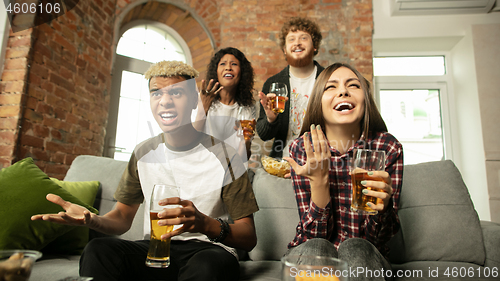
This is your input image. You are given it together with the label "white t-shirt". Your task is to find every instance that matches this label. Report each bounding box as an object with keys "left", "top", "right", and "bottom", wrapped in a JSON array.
[
  {"left": 285, "top": 66, "right": 317, "bottom": 157},
  {"left": 205, "top": 101, "right": 256, "bottom": 163},
  {"left": 115, "top": 133, "right": 258, "bottom": 259}
]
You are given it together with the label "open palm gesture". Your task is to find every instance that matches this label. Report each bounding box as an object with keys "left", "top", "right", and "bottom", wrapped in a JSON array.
[
  {"left": 284, "top": 125, "right": 330, "bottom": 182},
  {"left": 31, "top": 194, "right": 93, "bottom": 227}
]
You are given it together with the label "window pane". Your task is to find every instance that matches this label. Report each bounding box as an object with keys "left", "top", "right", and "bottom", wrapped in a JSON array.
[
  {"left": 115, "top": 97, "right": 140, "bottom": 155},
  {"left": 379, "top": 89, "right": 444, "bottom": 165},
  {"left": 374, "top": 56, "right": 445, "bottom": 76},
  {"left": 116, "top": 37, "right": 144, "bottom": 61},
  {"left": 121, "top": 27, "right": 146, "bottom": 41},
  {"left": 165, "top": 37, "right": 181, "bottom": 53},
  {"left": 120, "top": 71, "right": 144, "bottom": 100},
  {"left": 164, "top": 50, "right": 185, "bottom": 62},
  {"left": 116, "top": 24, "right": 186, "bottom": 64},
  {"left": 143, "top": 45, "right": 168, "bottom": 63},
  {"left": 144, "top": 27, "right": 166, "bottom": 46}
]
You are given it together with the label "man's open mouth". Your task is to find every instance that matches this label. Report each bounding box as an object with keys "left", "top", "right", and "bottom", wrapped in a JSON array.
[{"left": 160, "top": 112, "right": 177, "bottom": 121}]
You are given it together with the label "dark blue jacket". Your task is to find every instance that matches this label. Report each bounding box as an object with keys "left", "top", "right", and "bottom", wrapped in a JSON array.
[{"left": 256, "top": 61, "right": 324, "bottom": 158}]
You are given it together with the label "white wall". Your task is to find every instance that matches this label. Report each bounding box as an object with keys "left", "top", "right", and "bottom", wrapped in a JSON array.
[
  {"left": 471, "top": 23, "right": 500, "bottom": 222},
  {"left": 449, "top": 26, "right": 489, "bottom": 220},
  {"left": 373, "top": 1, "right": 500, "bottom": 221}
]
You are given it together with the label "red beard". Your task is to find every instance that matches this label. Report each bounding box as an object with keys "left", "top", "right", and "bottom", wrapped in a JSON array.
[{"left": 285, "top": 48, "right": 315, "bottom": 68}]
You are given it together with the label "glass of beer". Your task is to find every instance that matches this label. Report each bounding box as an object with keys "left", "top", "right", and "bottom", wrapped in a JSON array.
[
  {"left": 145, "top": 184, "right": 179, "bottom": 268},
  {"left": 350, "top": 149, "right": 386, "bottom": 215},
  {"left": 236, "top": 106, "right": 256, "bottom": 141},
  {"left": 269, "top": 82, "right": 287, "bottom": 114},
  {"left": 281, "top": 255, "right": 348, "bottom": 281}
]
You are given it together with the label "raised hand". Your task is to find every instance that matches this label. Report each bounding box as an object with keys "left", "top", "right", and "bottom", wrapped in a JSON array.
[
  {"left": 30, "top": 194, "right": 93, "bottom": 227},
  {"left": 284, "top": 125, "right": 331, "bottom": 208},
  {"left": 200, "top": 79, "right": 223, "bottom": 114},
  {"left": 284, "top": 124, "right": 330, "bottom": 182},
  {"left": 258, "top": 91, "right": 288, "bottom": 123}
]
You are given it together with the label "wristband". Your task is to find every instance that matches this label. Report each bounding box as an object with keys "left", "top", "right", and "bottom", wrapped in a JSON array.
[{"left": 209, "top": 218, "right": 230, "bottom": 243}]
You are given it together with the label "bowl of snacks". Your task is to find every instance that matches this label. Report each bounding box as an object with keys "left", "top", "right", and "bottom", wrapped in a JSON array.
[
  {"left": 0, "top": 250, "right": 42, "bottom": 280},
  {"left": 0, "top": 250, "right": 42, "bottom": 261},
  {"left": 261, "top": 155, "right": 291, "bottom": 178}
]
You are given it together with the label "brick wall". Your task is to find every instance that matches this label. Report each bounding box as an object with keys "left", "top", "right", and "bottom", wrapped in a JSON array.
[
  {"left": 215, "top": 0, "right": 374, "bottom": 91},
  {"left": 0, "top": 0, "right": 116, "bottom": 178},
  {"left": 118, "top": 0, "right": 374, "bottom": 91},
  {"left": 0, "top": 0, "right": 373, "bottom": 176},
  {"left": 0, "top": 25, "right": 34, "bottom": 169}
]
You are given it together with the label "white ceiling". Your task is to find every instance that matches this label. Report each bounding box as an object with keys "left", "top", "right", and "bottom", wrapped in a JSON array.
[{"left": 390, "top": 0, "right": 498, "bottom": 15}]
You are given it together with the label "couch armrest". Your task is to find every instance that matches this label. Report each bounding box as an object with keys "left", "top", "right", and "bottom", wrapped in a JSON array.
[{"left": 480, "top": 220, "right": 500, "bottom": 268}]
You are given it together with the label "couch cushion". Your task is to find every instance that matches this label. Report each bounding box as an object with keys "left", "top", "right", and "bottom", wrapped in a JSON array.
[
  {"left": 64, "top": 155, "right": 128, "bottom": 215},
  {"left": 42, "top": 178, "right": 100, "bottom": 254},
  {"left": 388, "top": 160, "right": 485, "bottom": 266},
  {"left": 31, "top": 255, "right": 81, "bottom": 281},
  {"left": 0, "top": 157, "right": 98, "bottom": 251},
  {"left": 249, "top": 168, "right": 299, "bottom": 261},
  {"left": 64, "top": 155, "right": 145, "bottom": 241}
]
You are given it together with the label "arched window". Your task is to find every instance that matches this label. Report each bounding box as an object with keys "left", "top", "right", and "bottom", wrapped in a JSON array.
[
  {"left": 116, "top": 24, "right": 189, "bottom": 63},
  {"left": 105, "top": 21, "right": 192, "bottom": 161}
]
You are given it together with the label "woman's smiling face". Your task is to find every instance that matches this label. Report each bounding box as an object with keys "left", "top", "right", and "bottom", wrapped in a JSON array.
[
  {"left": 217, "top": 54, "right": 241, "bottom": 91},
  {"left": 321, "top": 66, "right": 365, "bottom": 128}
]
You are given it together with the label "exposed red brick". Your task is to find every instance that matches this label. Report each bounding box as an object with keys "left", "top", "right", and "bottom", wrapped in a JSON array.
[
  {"left": 20, "top": 135, "right": 44, "bottom": 148},
  {"left": 0, "top": 94, "right": 22, "bottom": 105},
  {"left": 0, "top": 105, "right": 21, "bottom": 117},
  {"left": 0, "top": 118, "right": 19, "bottom": 130},
  {"left": 0, "top": 131, "right": 16, "bottom": 144},
  {"left": 4, "top": 0, "right": 372, "bottom": 178},
  {"left": 0, "top": 145, "right": 14, "bottom": 157}
]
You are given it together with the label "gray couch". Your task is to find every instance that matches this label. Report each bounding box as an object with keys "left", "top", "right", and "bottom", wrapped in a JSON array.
[{"left": 31, "top": 155, "right": 500, "bottom": 281}]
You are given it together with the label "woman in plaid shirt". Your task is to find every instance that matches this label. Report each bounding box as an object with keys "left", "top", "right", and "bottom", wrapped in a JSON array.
[{"left": 284, "top": 63, "right": 404, "bottom": 281}]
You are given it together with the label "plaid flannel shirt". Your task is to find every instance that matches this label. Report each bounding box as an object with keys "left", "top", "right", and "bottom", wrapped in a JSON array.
[{"left": 287, "top": 131, "right": 404, "bottom": 257}]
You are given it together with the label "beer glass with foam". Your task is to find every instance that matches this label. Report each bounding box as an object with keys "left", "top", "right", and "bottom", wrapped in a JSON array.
[
  {"left": 269, "top": 82, "right": 288, "bottom": 114},
  {"left": 350, "top": 149, "right": 386, "bottom": 215},
  {"left": 145, "top": 184, "right": 179, "bottom": 268}
]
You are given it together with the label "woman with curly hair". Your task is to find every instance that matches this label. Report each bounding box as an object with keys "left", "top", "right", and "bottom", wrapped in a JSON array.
[{"left": 199, "top": 47, "right": 256, "bottom": 163}]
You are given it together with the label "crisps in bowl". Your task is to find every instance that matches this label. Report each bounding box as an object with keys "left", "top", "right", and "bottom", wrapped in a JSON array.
[{"left": 261, "top": 155, "right": 291, "bottom": 178}]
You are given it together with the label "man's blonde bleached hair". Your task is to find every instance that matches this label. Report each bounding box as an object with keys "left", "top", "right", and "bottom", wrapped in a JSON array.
[{"left": 144, "top": 60, "right": 199, "bottom": 80}]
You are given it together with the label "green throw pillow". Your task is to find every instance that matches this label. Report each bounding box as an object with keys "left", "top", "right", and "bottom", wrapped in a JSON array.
[
  {"left": 42, "top": 178, "right": 100, "bottom": 255},
  {"left": 0, "top": 157, "right": 98, "bottom": 252}
]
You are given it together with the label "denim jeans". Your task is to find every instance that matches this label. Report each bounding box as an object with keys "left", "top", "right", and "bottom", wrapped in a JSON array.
[{"left": 286, "top": 238, "right": 393, "bottom": 281}]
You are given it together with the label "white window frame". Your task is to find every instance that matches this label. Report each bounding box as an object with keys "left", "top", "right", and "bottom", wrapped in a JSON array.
[{"left": 373, "top": 52, "right": 458, "bottom": 163}]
